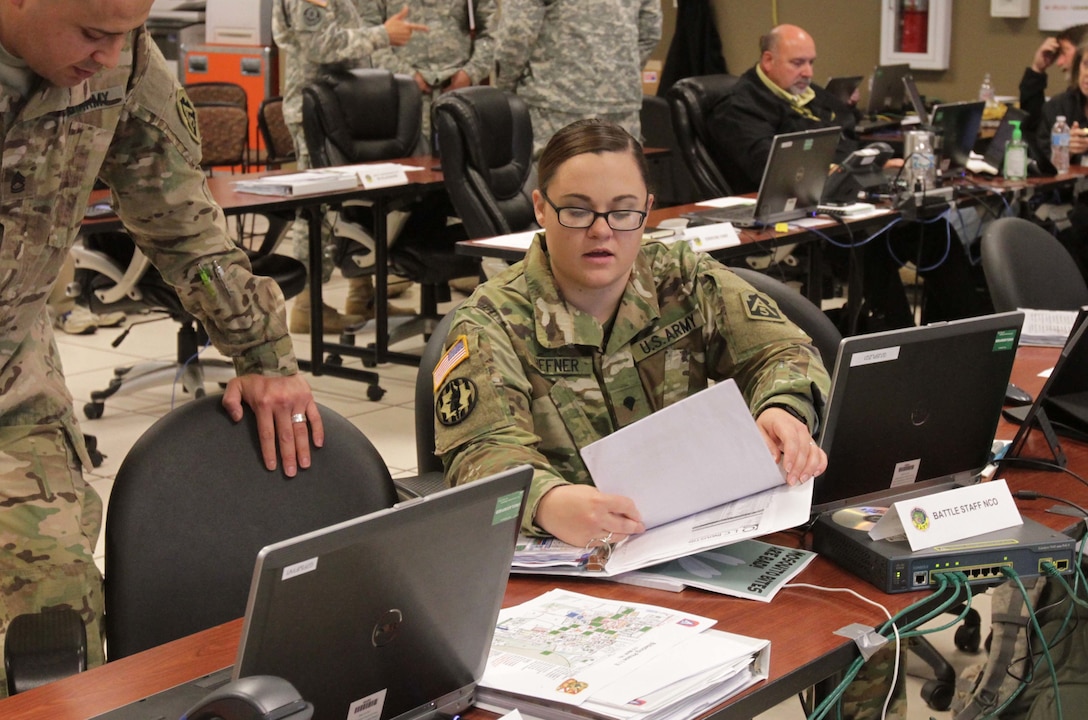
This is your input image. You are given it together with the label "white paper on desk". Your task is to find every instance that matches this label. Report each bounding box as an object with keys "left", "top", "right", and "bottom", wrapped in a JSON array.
[
  {"left": 471, "top": 230, "right": 539, "bottom": 250},
  {"left": 696, "top": 196, "right": 756, "bottom": 209},
  {"left": 582, "top": 379, "right": 786, "bottom": 529}
]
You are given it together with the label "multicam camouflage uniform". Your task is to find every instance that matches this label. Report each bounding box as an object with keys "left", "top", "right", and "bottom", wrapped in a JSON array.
[
  {"left": 0, "top": 28, "right": 296, "bottom": 694},
  {"left": 493, "top": 0, "right": 662, "bottom": 155},
  {"left": 358, "top": 0, "right": 497, "bottom": 152},
  {"left": 433, "top": 236, "right": 830, "bottom": 535},
  {"left": 272, "top": 0, "right": 391, "bottom": 273}
]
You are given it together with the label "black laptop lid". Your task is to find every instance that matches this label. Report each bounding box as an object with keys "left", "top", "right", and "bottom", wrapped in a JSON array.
[
  {"left": 865, "top": 64, "right": 910, "bottom": 115},
  {"left": 930, "top": 101, "right": 985, "bottom": 171},
  {"left": 751, "top": 126, "right": 841, "bottom": 223},
  {"left": 812, "top": 312, "right": 1025, "bottom": 514},
  {"left": 233, "top": 467, "right": 532, "bottom": 720}
]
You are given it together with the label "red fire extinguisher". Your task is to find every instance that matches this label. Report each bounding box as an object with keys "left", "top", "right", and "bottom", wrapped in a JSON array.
[{"left": 900, "top": 0, "right": 929, "bottom": 54}]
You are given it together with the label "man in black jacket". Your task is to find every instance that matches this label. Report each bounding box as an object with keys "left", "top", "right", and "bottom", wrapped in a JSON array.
[{"left": 708, "top": 24, "right": 858, "bottom": 194}]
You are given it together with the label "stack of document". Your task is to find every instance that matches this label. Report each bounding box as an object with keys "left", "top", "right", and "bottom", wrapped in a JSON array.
[
  {"left": 511, "top": 380, "right": 814, "bottom": 577},
  {"left": 1018, "top": 308, "right": 1079, "bottom": 347},
  {"left": 232, "top": 169, "right": 360, "bottom": 196},
  {"left": 476, "top": 588, "right": 770, "bottom": 720}
]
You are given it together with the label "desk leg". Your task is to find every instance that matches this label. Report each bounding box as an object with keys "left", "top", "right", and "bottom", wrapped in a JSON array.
[
  {"left": 295, "top": 204, "right": 386, "bottom": 399},
  {"left": 373, "top": 196, "right": 389, "bottom": 365}
]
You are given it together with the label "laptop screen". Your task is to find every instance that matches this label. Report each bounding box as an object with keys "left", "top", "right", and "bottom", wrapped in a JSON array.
[
  {"left": 864, "top": 64, "right": 910, "bottom": 116},
  {"left": 812, "top": 312, "right": 1025, "bottom": 514},
  {"left": 234, "top": 467, "right": 532, "bottom": 720},
  {"left": 930, "top": 101, "right": 985, "bottom": 171}
]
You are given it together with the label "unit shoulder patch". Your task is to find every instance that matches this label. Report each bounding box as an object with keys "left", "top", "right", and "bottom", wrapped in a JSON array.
[
  {"left": 743, "top": 291, "right": 784, "bottom": 322},
  {"left": 436, "top": 377, "right": 478, "bottom": 426},
  {"left": 176, "top": 89, "right": 200, "bottom": 145}
]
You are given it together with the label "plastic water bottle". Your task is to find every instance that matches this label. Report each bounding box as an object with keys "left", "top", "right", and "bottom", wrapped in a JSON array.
[
  {"left": 907, "top": 130, "right": 937, "bottom": 191},
  {"left": 1052, "top": 115, "right": 1071, "bottom": 174},
  {"left": 978, "top": 73, "right": 996, "bottom": 108}
]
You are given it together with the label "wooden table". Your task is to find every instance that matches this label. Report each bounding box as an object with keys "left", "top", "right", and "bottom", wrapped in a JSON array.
[{"left": 1, "top": 348, "right": 1083, "bottom": 720}]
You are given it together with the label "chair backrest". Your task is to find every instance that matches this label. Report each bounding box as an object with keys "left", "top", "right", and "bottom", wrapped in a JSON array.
[
  {"left": 415, "top": 306, "right": 463, "bottom": 474},
  {"left": 730, "top": 267, "right": 843, "bottom": 372},
  {"left": 302, "top": 68, "right": 421, "bottom": 168},
  {"left": 640, "top": 94, "right": 698, "bottom": 206},
  {"left": 185, "top": 81, "right": 248, "bottom": 111},
  {"left": 257, "top": 96, "right": 296, "bottom": 168},
  {"left": 103, "top": 394, "right": 398, "bottom": 660},
  {"left": 433, "top": 87, "right": 537, "bottom": 238},
  {"left": 666, "top": 74, "right": 739, "bottom": 200},
  {"left": 193, "top": 101, "right": 249, "bottom": 170},
  {"left": 981, "top": 217, "right": 1088, "bottom": 312}
]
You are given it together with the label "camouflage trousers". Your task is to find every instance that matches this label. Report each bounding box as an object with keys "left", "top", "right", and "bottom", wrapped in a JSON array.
[
  {"left": 0, "top": 424, "right": 105, "bottom": 698},
  {"left": 287, "top": 122, "right": 337, "bottom": 282},
  {"left": 527, "top": 106, "right": 642, "bottom": 160},
  {"left": 839, "top": 643, "right": 907, "bottom": 720}
]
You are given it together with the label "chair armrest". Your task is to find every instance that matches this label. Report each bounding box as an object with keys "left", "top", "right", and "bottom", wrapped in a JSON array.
[{"left": 4, "top": 609, "right": 87, "bottom": 695}]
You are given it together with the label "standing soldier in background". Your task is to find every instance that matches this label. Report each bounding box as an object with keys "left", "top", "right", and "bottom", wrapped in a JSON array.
[
  {"left": 272, "top": 0, "right": 426, "bottom": 333},
  {"left": 493, "top": 0, "right": 661, "bottom": 157},
  {"left": 359, "top": 0, "right": 497, "bottom": 154}
]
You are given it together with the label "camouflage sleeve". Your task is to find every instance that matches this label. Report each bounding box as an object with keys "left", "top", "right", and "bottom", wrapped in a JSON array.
[
  {"left": 493, "top": 0, "right": 544, "bottom": 92},
  {"left": 637, "top": 0, "right": 663, "bottom": 68},
  {"left": 291, "top": 0, "right": 390, "bottom": 67},
  {"left": 462, "top": 0, "right": 498, "bottom": 85},
  {"left": 433, "top": 309, "right": 569, "bottom": 536},
  {"left": 688, "top": 251, "right": 831, "bottom": 432},
  {"left": 98, "top": 34, "right": 297, "bottom": 377},
  {"left": 357, "top": 0, "right": 417, "bottom": 77}
]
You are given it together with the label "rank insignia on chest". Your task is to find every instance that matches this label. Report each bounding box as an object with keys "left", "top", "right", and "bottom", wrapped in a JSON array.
[
  {"left": 743, "top": 292, "right": 784, "bottom": 322},
  {"left": 436, "top": 377, "right": 478, "bottom": 426}
]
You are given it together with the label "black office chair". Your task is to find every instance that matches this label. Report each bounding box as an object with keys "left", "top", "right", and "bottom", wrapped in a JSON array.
[
  {"left": 640, "top": 94, "right": 698, "bottom": 207},
  {"left": 4, "top": 394, "right": 399, "bottom": 689},
  {"left": 302, "top": 68, "right": 477, "bottom": 345},
  {"left": 980, "top": 217, "right": 1088, "bottom": 312},
  {"left": 730, "top": 267, "right": 842, "bottom": 371},
  {"left": 75, "top": 232, "right": 306, "bottom": 419},
  {"left": 104, "top": 394, "right": 398, "bottom": 659},
  {"left": 665, "top": 74, "right": 739, "bottom": 201},
  {"left": 432, "top": 86, "right": 538, "bottom": 239}
]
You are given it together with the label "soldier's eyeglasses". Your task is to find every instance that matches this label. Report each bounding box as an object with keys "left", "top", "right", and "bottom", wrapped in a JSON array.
[{"left": 540, "top": 190, "right": 648, "bottom": 231}]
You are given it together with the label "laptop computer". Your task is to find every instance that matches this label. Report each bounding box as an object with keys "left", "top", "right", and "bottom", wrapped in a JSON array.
[
  {"left": 90, "top": 466, "right": 533, "bottom": 720},
  {"left": 856, "top": 64, "right": 911, "bottom": 133},
  {"left": 805, "top": 312, "right": 1080, "bottom": 594},
  {"left": 812, "top": 311, "right": 1025, "bottom": 513},
  {"left": 683, "top": 126, "right": 841, "bottom": 228},
  {"left": 978, "top": 107, "right": 1029, "bottom": 176},
  {"left": 902, "top": 74, "right": 928, "bottom": 126},
  {"left": 825, "top": 75, "right": 863, "bottom": 106},
  {"left": 929, "top": 101, "right": 985, "bottom": 173}
]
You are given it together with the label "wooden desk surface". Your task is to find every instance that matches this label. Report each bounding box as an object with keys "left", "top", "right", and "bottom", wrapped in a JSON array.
[{"left": 2, "top": 347, "right": 1084, "bottom": 720}]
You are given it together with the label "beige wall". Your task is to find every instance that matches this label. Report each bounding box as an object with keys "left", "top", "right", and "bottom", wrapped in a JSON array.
[{"left": 656, "top": 1, "right": 1070, "bottom": 107}]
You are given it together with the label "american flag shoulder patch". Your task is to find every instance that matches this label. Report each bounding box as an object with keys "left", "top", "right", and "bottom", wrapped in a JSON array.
[{"left": 432, "top": 335, "right": 470, "bottom": 391}]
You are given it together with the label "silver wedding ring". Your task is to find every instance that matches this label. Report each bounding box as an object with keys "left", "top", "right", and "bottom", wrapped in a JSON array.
[{"left": 291, "top": 413, "right": 306, "bottom": 424}]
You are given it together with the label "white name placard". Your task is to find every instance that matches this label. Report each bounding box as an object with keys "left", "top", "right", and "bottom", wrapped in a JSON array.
[
  {"left": 868, "top": 479, "right": 1022, "bottom": 550},
  {"left": 357, "top": 165, "right": 409, "bottom": 189},
  {"left": 685, "top": 222, "right": 742, "bottom": 253}
]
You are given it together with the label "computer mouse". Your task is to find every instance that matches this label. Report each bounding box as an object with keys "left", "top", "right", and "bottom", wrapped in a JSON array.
[
  {"left": 1004, "top": 382, "right": 1033, "bottom": 407},
  {"left": 182, "top": 675, "right": 313, "bottom": 720}
]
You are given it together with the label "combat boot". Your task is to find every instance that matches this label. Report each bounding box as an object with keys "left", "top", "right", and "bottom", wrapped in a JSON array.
[
  {"left": 289, "top": 286, "right": 364, "bottom": 334},
  {"left": 344, "top": 275, "right": 415, "bottom": 320}
]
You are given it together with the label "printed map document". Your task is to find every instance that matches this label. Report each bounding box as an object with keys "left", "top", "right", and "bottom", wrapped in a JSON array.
[{"left": 476, "top": 588, "right": 769, "bottom": 720}]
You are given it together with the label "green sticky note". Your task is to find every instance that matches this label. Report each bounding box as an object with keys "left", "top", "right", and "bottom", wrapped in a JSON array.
[
  {"left": 493, "top": 491, "right": 524, "bottom": 525},
  {"left": 993, "top": 329, "right": 1017, "bottom": 351}
]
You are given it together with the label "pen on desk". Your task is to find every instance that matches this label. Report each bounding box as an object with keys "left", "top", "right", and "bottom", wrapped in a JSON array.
[
  {"left": 198, "top": 265, "right": 216, "bottom": 298},
  {"left": 212, "top": 260, "right": 233, "bottom": 298}
]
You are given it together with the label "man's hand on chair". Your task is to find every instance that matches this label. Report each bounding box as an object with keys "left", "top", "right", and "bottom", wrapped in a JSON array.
[{"left": 223, "top": 374, "right": 325, "bottom": 478}]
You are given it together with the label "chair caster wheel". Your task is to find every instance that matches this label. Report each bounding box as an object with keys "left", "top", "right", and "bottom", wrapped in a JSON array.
[
  {"left": 367, "top": 385, "right": 385, "bottom": 401},
  {"left": 84, "top": 402, "right": 104, "bottom": 420},
  {"left": 921, "top": 679, "right": 954, "bottom": 711},
  {"left": 325, "top": 354, "right": 343, "bottom": 367},
  {"left": 955, "top": 623, "right": 981, "bottom": 653},
  {"left": 363, "top": 357, "right": 377, "bottom": 368}
]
